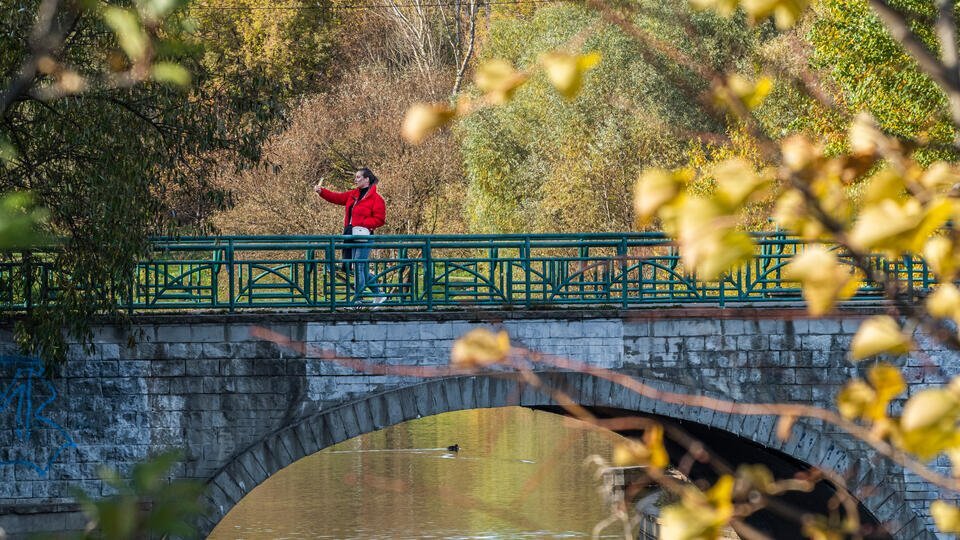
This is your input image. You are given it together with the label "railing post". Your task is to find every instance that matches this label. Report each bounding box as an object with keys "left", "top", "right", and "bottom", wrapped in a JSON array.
[
  {"left": 127, "top": 258, "right": 135, "bottom": 315},
  {"left": 227, "top": 240, "right": 235, "bottom": 313},
  {"left": 210, "top": 245, "right": 220, "bottom": 310},
  {"left": 328, "top": 238, "right": 336, "bottom": 312},
  {"left": 23, "top": 250, "right": 33, "bottom": 311},
  {"left": 719, "top": 275, "right": 725, "bottom": 308},
  {"left": 619, "top": 238, "right": 628, "bottom": 308},
  {"left": 524, "top": 236, "right": 531, "bottom": 308},
  {"left": 905, "top": 254, "right": 915, "bottom": 294},
  {"left": 424, "top": 238, "right": 433, "bottom": 311}
]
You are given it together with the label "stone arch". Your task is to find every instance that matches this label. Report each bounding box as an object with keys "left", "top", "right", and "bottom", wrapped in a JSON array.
[{"left": 198, "top": 372, "right": 932, "bottom": 538}]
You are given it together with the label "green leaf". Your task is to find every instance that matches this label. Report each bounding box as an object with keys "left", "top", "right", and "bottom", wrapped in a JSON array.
[
  {"left": 103, "top": 7, "right": 149, "bottom": 61},
  {"left": 138, "top": 0, "right": 181, "bottom": 19},
  {"left": 132, "top": 450, "right": 181, "bottom": 493},
  {"left": 151, "top": 62, "right": 191, "bottom": 86},
  {"left": 0, "top": 136, "right": 17, "bottom": 163},
  {"left": 0, "top": 191, "right": 51, "bottom": 249},
  {"left": 96, "top": 495, "right": 139, "bottom": 539}
]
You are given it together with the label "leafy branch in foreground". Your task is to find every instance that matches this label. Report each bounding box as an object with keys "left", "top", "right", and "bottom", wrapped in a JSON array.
[
  {"left": 68, "top": 451, "right": 204, "bottom": 540},
  {"left": 3, "top": 0, "right": 294, "bottom": 368},
  {"left": 401, "top": 0, "right": 960, "bottom": 536}
]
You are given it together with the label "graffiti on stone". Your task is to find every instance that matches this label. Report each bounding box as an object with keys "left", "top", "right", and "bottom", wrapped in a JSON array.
[{"left": 0, "top": 354, "right": 76, "bottom": 476}]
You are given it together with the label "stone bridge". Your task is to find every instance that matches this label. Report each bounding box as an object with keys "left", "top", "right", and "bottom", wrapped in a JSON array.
[{"left": 0, "top": 308, "right": 953, "bottom": 538}]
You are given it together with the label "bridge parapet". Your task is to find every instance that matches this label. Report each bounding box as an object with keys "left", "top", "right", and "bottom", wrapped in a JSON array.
[{"left": 0, "top": 308, "right": 950, "bottom": 537}]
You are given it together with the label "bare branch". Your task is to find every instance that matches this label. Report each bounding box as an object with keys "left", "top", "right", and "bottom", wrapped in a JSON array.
[
  {"left": 868, "top": 0, "right": 960, "bottom": 146},
  {"left": 451, "top": 0, "right": 477, "bottom": 96},
  {"left": 935, "top": 0, "right": 959, "bottom": 78},
  {"left": 0, "top": 0, "right": 79, "bottom": 119},
  {"left": 520, "top": 348, "right": 960, "bottom": 494}
]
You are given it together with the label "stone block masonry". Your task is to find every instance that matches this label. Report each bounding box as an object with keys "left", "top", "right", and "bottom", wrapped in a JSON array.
[{"left": 0, "top": 307, "right": 949, "bottom": 538}]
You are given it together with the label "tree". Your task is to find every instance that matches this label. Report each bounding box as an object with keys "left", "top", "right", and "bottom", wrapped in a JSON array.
[
  {"left": 212, "top": 4, "right": 472, "bottom": 236},
  {"left": 187, "top": 0, "right": 340, "bottom": 99},
  {"left": 0, "top": 0, "right": 332, "bottom": 366},
  {"left": 808, "top": 0, "right": 958, "bottom": 163},
  {"left": 453, "top": 2, "right": 791, "bottom": 233}
]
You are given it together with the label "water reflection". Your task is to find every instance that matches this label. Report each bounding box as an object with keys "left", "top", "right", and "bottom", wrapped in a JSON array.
[{"left": 210, "top": 407, "right": 629, "bottom": 539}]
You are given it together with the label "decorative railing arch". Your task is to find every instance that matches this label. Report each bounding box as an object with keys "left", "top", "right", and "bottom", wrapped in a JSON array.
[{"left": 0, "top": 232, "right": 937, "bottom": 312}]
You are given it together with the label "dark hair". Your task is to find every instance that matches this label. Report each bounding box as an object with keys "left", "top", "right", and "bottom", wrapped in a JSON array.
[{"left": 358, "top": 168, "right": 378, "bottom": 185}]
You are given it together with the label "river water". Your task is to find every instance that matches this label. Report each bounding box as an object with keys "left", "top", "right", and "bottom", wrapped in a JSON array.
[{"left": 209, "top": 407, "right": 631, "bottom": 539}]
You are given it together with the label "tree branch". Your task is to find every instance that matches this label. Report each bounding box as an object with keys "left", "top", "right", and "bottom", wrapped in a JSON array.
[
  {"left": 868, "top": 0, "right": 960, "bottom": 146},
  {"left": 524, "top": 349, "right": 960, "bottom": 494},
  {"left": 0, "top": 0, "right": 78, "bottom": 119},
  {"left": 450, "top": 0, "right": 477, "bottom": 97}
]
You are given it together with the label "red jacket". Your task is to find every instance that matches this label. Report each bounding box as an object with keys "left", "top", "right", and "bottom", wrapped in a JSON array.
[{"left": 318, "top": 184, "right": 386, "bottom": 230}]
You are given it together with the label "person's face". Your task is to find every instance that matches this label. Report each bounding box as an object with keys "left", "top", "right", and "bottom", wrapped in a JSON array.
[{"left": 354, "top": 171, "right": 370, "bottom": 189}]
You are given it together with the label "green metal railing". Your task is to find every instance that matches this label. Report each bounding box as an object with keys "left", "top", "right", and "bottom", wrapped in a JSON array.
[{"left": 0, "top": 232, "right": 936, "bottom": 313}]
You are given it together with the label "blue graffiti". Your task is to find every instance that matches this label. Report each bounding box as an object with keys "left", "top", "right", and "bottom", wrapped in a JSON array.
[{"left": 0, "top": 355, "right": 76, "bottom": 476}]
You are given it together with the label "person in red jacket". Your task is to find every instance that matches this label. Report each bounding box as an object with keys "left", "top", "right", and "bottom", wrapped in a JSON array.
[{"left": 314, "top": 168, "right": 387, "bottom": 303}]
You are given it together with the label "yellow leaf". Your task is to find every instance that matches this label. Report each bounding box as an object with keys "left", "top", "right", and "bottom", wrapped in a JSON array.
[
  {"left": 848, "top": 199, "right": 924, "bottom": 253},
  {"left": 837, "top": 379, "right": 876, "bottom": 420},
  {"left": 802, "top": 518, "right": 846, "bottom": 540},
  {"left": 704, "top": 474, "right": 734, "bottom": 514},
  {"left": 926, "top": 283, "right": 960, "bottom": 321},
  {"left": 946, "top": 447, "right": 960, "bottom": 477},
  {"left": 924, "top": 236, "right": 958, "bottom": 281},
  {"left": 644, "top": 423, "right": 669, "bottom": 469},
  {"left": 713, "top": 158, "right": 771, "bottom": 208},
  {"left": 474, "top": 60, "right": 528, "bottom": 104},
  {"left": 660, "top": 476, "right": 735, "bottom": 540},
  {"left": 900, "top": 389, "right": 958, "bottom": 432},
  {"left": 737, "top": 464, "right": 774, "bottom": 492},
  {"left": 783, "top": 246, "right": 859, "bottom": 316},
  {"left": 772, "top": 0, "right": 808, "bottom": 29},
  {"left": 847, "top": 196, "right": 953, "bottom": 255},
  {"left": 810, "top": 172, "right": 852, "bottom": 225},
  {"left": 725, "top": 74, "right": 773, "bottom": 110},
  {"left": 919, "top": 162, "right": 960, "bottom": 192},
  {"left": 612, "top": 440, "right": 646, "bottom": 466},
  {"left": 689, "top": 0, "right": 739, "bottom": 16},
  {"left": 613, "top": 424, "right": 669, "bottom": 469},
  {"left": 634, "top": 169, "right": 682, "bottom": 224},
  {"left": 897, "top": 423, "right": 960, "bottom": 460},
  {"left": 850, "top": 316, "right": 911, "bottom": 361},
  {"left": 684, "top": 228, "right": 755, "bottom": 281},
  {"left": 868, "top": 363, "right": 906, "bottom": 402},
  {"left": 660, "top": 504, "right": 715, "bottom": 540},
  {"left": 780, "top": 135, "right": 817, "bottom": 172},
  {"left": 851, "top": 363, "right": 905, "bottom": 421},
  {"left": 57, "top": 70, "right": 87, "bottom": 94},
  {"left": 540, "top": 51, "right": 601, "bottom": 100},
  {"left": 932, "top": 500, "right": 960, "bottom": 533},
  {"left": 450, "top": 329, "right": 510, "bottom": 368},
  {"left": 907, "top": 199, "right": 956, "bottom": 254},
  {"left": 863, "top": 166, "right": 905, "bottom": 206},
  {"left": 773, "top": 189, "right": 823, "bottom": 238},
  {"left": 741, "top": 0, "right": 808, "bottom": 28},
  {"left": 848, "top": 113, "right": 885, "bottom": 157},
  {"left": 401, "top": 103, "right": 456, "bottom": 144}
]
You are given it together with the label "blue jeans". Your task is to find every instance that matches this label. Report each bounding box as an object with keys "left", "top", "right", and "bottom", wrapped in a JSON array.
[{"left": 350, "top": 240, "right": 378, "bottom": 301}]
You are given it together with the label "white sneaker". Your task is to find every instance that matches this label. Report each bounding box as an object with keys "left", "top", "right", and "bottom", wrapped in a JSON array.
[{"left": 372, "top": 295, "right": 387, "bottom": 305}]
